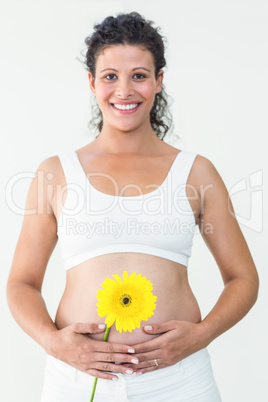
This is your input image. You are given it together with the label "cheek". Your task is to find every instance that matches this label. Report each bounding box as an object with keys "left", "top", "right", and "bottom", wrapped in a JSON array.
[
  {"left": 95, "top": 85, "right": 112, "bottom": 104},
  {"left": 141, "top": 84, "right": 157, "bottom": 101}
]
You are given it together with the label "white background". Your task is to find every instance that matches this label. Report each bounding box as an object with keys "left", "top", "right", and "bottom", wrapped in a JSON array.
[{"left": 1, "top": 1, "right": 267, "bottom": 401}]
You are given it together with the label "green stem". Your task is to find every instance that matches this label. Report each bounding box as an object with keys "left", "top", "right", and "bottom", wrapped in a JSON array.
[
  {"left": 90, "top": 327, "right": 111, "bottom": 402},
  {"left": 103, "top": 326, "right": 110, "bottom": 342}
]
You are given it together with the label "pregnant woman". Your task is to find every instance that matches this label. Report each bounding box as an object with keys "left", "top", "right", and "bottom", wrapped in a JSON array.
[{"left": 7, "top": 12, "right": 258, "bottom": 402}]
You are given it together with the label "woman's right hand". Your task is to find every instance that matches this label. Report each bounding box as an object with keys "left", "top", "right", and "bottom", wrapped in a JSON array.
[{"left": 47, "top": 323, "right": 139, "bottom": 380}]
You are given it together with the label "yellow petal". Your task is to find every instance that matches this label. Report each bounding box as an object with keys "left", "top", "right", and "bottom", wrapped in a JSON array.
[
  {"left": 96, "top": 271, "right": 157, "bottom": 333},
  {"left": 106, "top": 313, "right": 116, "bottom": 328},
  {"left": 112, "top": 274, "right": 123, "bottom": 284}
]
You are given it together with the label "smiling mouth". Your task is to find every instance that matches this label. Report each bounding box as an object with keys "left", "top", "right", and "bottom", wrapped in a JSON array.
[{"left": 111, "top": 103, "right": 141, "bottom": 111}]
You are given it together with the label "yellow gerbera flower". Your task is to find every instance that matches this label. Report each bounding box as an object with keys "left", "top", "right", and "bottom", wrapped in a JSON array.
[{"left": 96, "top": 271, "right": 157, "bottom": 333}]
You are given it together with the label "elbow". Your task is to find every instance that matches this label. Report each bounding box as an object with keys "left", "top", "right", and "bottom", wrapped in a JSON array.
[
  {"left": 6, "top": 277, "right": 14, "bottom": 306},
  {"left": 6, "top": 276, "right": 40, "bottom": 311},
  {"left": 6, "top": 277, "right": 20, "bottom": 311},
  {"left": 252, "top": 270, "right": 260, "bottom": 306},
  {"left": 241, "top": 269, "right": 259, "bottom": 311}
]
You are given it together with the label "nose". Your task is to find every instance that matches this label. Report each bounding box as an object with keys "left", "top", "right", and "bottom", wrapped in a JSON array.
[{"left": 115, "top": 78, "right": 134, "bottom": 98}]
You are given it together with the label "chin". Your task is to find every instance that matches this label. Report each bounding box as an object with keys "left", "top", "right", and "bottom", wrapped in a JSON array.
[{"left": 112, "top": 124, "right": 141, "bottom": 133}]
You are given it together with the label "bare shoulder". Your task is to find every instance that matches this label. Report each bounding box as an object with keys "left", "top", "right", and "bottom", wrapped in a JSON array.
[
  {"left": 28, "top": 154, "right": 67, "bottom": 216},
  {"left": 37, "top": 154, "right": 70, "bottom": 193},
  {"left": 192, "top": 154, "right": 219, "bottom": 176},
  {"left": 189, "top": 154, "right": 225, "bottom": 189},
  {"left": 36, "top": 154, "right": 64, "bottom": 183}
]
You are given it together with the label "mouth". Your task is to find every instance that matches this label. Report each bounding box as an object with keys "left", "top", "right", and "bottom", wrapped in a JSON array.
[{"left": 111, "top": 103, "right": 142, "bottom": 113}]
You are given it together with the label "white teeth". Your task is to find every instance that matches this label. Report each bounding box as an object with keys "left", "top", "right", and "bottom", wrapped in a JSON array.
[{"left": 113, "top": 103, "right": 139, "bottom": 110}]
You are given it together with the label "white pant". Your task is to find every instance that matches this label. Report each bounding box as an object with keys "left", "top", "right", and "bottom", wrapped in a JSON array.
[{"left": 40, "top": 348, "right": 221, "bottom": 401}]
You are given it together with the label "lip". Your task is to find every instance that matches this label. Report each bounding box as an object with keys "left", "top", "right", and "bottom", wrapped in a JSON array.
[
  {"left": 111, "top": 101, "right": 141, "bottom": 105},
  {"left": 111, "top": 102, "right": 142, "bottom": 114}
]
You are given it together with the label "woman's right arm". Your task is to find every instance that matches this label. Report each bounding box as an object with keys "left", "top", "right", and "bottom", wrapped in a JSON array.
[
  {"left": 6, "top": 157, "right": 60, "bottom": 350},
  {"left": 6, "top": 157, "right": 137, "bottom": 380}
]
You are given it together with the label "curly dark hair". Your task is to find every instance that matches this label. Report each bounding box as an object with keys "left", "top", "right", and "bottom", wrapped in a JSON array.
[{"left": 83, "top": 12, "right": 173, "bottom": 140}]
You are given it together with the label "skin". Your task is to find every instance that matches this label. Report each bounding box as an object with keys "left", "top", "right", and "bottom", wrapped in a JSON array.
[{"left": 7, "top": 44, "right": 259, "bottom": 382}]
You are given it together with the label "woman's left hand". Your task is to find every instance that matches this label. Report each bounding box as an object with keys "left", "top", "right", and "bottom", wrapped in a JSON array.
[{"left": 126, "top": 320, "right": 208, "bottom": 375}]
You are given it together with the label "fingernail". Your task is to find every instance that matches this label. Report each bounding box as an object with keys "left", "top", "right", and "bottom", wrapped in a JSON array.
[
  {"left": 98, "top": 324, "right": 105, "bottom": 329},
  {"left": 128, "top": 348, "right": 135, "bottom": 353},
  {"left": 144, "top": 325, "right": 152, "bottom": 330},
  {"left": 112, "top": 377, "right": 119, "bottom": 381},
  {"left": 136, "top": 371, "right": 143, "bottom": 376},
  {"left": 126, "top": 369, "right": 133, "bottom": 375},
  {"left": 131, "top": 358, "right": 139, "bottom": 364}
]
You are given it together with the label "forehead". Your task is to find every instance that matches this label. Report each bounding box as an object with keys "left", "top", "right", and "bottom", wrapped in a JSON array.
[{"left": 95, "top": 45, "right": 155, "bottom": 71}]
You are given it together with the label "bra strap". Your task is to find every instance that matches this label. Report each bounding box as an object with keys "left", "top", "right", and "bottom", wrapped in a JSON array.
[
  {"left": 57, "top": 152, "right": 88, "bottom": 191},
  {"left": 170, "top": 151, "right": 198, "bottom": 193}
]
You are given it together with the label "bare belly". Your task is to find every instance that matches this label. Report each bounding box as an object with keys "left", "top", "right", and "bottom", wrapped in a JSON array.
[{"left": 55, "top": 253, "right": 201, "bottom": 345}]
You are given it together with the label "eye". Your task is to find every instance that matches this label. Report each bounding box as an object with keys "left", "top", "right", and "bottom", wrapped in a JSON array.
[
  {"left": 104, "top": 74, "right": 117, "bottom": 80},
  {"left": 133, "top": 73, "right": 145, "bottom": 79}
]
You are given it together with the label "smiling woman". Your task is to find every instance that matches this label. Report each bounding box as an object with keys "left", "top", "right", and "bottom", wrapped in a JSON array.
[
  {"left": 84, "top": 13, "right": 171, "bottom": 139},
  {"left": 6, "top": 11, "right": 258, "bottom": 402},
  {"left": 87, "top": 45, "right": 163, "bottom": 134}
]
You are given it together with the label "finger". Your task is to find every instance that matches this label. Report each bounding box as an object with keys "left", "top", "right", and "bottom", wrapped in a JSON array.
[
  {"left": 132, "top": 337, "right": 163, "bottom": 354},
  {"left": 86, "top": 368, "right": 119, "bottom": 381},
  {"left": 123, "top": 358, "right": 162, "bottom": 371},
  {"left": 93, "top": 362, "right": 135, "bottom": 375},
  {"left": 73, "top": 323, "right": 107, "bottom": 334},
  {"left": 133, "top": 350, "right": 161, "bottom": 363},
  {"left": 136, "top": 363, "right": 165, "bottom": 376},
  {"left": 94, "top": 352, "right": 139, "bottom": 365},
  {"left": 96, "top": 340, "right": 135, "bottom": 355},
  {"left": 143, "top": 320, "right": 178, "bottom": 335}
]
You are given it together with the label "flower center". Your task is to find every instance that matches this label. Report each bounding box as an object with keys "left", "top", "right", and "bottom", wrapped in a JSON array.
[{"left": 120, "top": 294, "right": 132, "bottom": 307}]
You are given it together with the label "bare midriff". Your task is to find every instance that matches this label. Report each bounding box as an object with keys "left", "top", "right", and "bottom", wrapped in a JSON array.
[{"left": 54, "top": 252, "right": 202, "bottom": 346}]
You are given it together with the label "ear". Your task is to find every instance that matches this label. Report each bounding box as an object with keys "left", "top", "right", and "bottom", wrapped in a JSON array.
[
  {"left": 155, "top": 70, "right": 164, "bottom": 94},
  {"left": 88, "top": 72, "right": 96, "bottom": 94}
]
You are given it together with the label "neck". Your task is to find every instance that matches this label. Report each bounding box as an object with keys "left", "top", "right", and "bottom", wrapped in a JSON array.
[{"left": 93, "top": 124, "right": 162, "bottom": 155}]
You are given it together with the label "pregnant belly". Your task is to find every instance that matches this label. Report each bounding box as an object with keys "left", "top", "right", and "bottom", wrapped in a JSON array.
[{"left": 55, "top": 254, "right": 202, "bottom": 345}]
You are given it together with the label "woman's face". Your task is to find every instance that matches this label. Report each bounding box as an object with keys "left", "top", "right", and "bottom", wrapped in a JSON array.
[{"left": 88, "top": 45, "right": 163, "bottom": 133}]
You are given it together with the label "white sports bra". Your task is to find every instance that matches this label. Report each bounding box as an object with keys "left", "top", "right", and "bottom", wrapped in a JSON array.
[{"left": 56, "top": 151, "right": 198, "bottom": 271}]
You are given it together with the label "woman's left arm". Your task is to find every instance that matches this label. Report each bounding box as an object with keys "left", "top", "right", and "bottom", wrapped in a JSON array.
[{"left": 130, "top": 156, "right": 259, "bottom": 374}]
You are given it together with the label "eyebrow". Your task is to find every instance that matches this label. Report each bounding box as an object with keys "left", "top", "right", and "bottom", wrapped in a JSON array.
[{"left": 100, "top": 67, "right": 151, "bottom": 73}]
